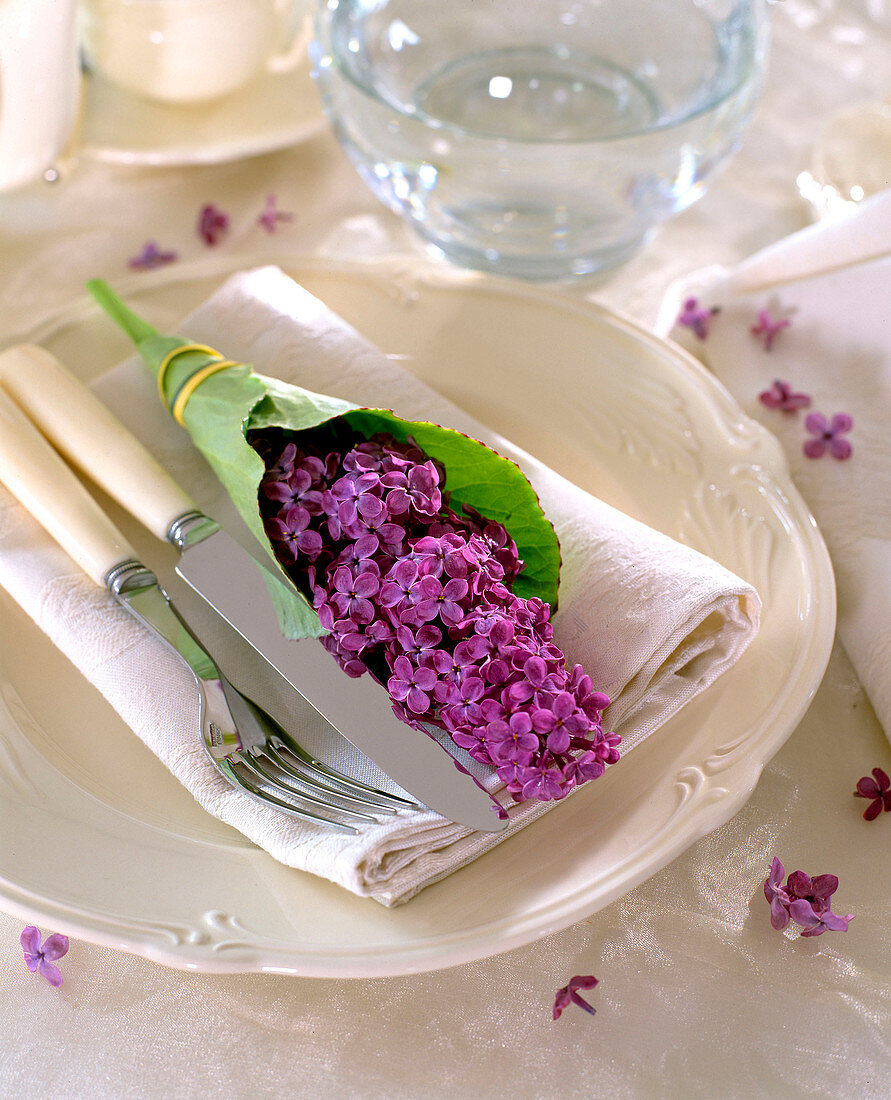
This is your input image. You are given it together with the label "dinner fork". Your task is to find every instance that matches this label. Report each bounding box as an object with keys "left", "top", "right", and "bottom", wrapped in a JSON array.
[
  {"left": 109, "top": 558, "right": 415, "bottom": 831},
  {"left": 0, "top": 384, "right": 413, "bottom": 832}
]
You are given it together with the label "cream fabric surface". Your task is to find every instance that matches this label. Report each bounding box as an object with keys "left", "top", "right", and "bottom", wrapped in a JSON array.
[
  {"left": 0, "top": 640, "right": 888, "bottom": 1099},
  {"left": 0, "top": 269, "right": 758, "bottom": 905},
  {"left": 662, "top": 194, "right": 891, "bottom": 743},
  {"left": 0, "top": 2, "right": 888, "bottom": 1095}
]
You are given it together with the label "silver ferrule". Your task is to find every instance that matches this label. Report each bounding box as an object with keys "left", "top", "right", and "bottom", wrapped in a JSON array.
[
  {"left": 104, "top": 558, "right": 159, "bottom": 598},
  {"left": 167, "top": 509, "right": 220, "bottom": 550}
]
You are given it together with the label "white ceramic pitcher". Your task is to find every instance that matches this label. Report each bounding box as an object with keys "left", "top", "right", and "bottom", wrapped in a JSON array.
[
  {"left": 0, "top": 0, "right": 81, "bottom": 193},
  {"left": 80, "top": 0, "right": 310, "bottom": 105}
]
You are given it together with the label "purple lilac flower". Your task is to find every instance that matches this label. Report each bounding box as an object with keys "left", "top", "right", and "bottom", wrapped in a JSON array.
[
  {"left": 412, "top": 575, "right": 469, "bottom": 627},
  {"left": 257, "top": 193, "right": 294, "bottom": 233},
  {"left": 790, "top": 904, "right": 854, "bottom": 937},
  {"left": 264, "top": 466, "right": 325, "bottom": 514},
  {"left": 562, "top": 750, "right": 606, "bottom": 785},
  {"left": 264, "top": 504, "right": 323, "bottom": 562},
  {"left": 128, "top": 241, "right": 178, "bottom": 270},
  {"left": 21, "top": 926, "right": 69, "bottom": 987},
  {"left": 676, "top": 297, "right": 718, "bottom": 340},
  {"left": 553, "top": 975, "right": 598, "bottom": 1020},
  {"left": 751, "top": 308, "right": 791, "bottom": 350},
  {"left": 388, "top": 654, "right": 437, "bottom": 714},
  {"left": 758, "top": 379, "right": 812, "bottom": 414},
  {"left": 785, "top": 871, "right": 854, "bottom": 937},
  {"left": 380, "top": 559, "right": 420, "bottom": 615},
  {"left": 252, "top": 427, "right": 617, "bottom": 805},
  {"left": 762, "top": 857, "right": 853, "bottom": 937},
  {"left": 486, "top": 711, "right": 540, "bottom": 763},
  {"left": 197, "top": 203, "right": 230, "bottom": 245},
  {"left": 854, "top": 767, "right": 891, "bottom": 821},
  {"left": 803, "top": 412, "right": 853, "bottom": 460},
  {"left": 396, "top": 623, "right": 442, "bottom": 660},
  {"left": 763, "top": 856, "right": 792, "bottom": 930},
  {"left": 264, "top": 441, "right": 297, "bottom": 481},
  {"left": 519, "top": 758, "right": 566, "bottom": 801}
]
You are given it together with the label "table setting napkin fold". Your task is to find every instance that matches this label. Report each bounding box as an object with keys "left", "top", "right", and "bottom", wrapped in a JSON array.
[
  {"left": 660, "top": 189, "right": 891, "bottom": 746},
  {"left": 0, "top": 266, "right": 760, "bottom": 905}
]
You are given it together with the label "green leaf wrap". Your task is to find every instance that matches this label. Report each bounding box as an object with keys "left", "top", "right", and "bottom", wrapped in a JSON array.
[{"left": 88, "top": 280, "right": 561, "bottom": 641}]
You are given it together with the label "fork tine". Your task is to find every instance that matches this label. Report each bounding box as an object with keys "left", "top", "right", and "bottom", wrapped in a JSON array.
[
  {"left": 236, "top": 690, "right": 419, "bottom": 811},
  {"left": 215, "top": 756, "right": 359, "bottom": 833},
  {"left": 265, "top": 736, "right": 407, "bottom": 813},
  {"left": 274, "top": 735, "right": 420, "bottom": 809},
  {"left": 235, "top": 750, "right": 381, "bottom": 824},
  {"left": 218, "top": 673, "right": 413, "bottom": 814},
  {"left": 219, "top": 677, "right": 419, "bottom": 812},
  {"left": 210, "top": 671, "right": 418, "bottom": 829},
  {"left": 207, "top": 680, "right": 385, "bottom": 829}
]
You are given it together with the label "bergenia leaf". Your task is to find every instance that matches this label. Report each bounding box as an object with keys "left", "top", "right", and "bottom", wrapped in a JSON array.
[{"left": 343, "top": 409, "right": 559, "bottom": 605}]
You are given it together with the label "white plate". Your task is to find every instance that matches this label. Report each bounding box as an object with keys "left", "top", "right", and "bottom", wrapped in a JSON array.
[
  {"left": 0, "top": 256, "right": 834, "bottom": 977},
  {"left": 77, "top": 42, "right": 325, "bottom": 167}
]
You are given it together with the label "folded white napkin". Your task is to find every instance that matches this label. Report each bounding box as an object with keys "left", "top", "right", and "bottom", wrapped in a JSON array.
[
  {"left": 0, "top": 267, "right": 760, "bottom": 905},
  {"left": 661, "top": 191, "right": 891, "bottom": 745}
]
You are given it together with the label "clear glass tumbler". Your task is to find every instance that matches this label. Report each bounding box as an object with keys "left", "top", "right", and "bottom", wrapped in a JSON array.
[{"left": 312, "top": 0, "right": 769, "bottom": 279}]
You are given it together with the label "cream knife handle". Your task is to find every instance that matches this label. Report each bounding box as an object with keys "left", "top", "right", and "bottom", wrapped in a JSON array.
[
  {"left": 0, "top": 344, "right": 196, "bottom": 542},
  {"left": 0, "top": 384, "right": 136, "bottom": 586}
]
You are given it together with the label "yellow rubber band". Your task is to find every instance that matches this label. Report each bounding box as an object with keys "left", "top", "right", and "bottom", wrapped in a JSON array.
[
  {"left": 157, "top": 343, "right": 223, "bottom": 407},
  {"left": 170, "top": 360, "right": 239, "bottom": 425}
]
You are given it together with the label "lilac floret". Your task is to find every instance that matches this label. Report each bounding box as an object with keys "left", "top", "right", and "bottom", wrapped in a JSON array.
[
  {"left": 803, "top": 412, "right": 853, "bottom": 460},
  {"left": 761, "top": 857, "right": 854, "bottom": 936},
  {"left": 553, "top": 975, "right": 598, "bottom": 1020},
  {"left": 21, "top": 926, "right": 69, "bottom": 987},
  {"left": 388, "top": 654, "right": 438, "bottom": 714}
]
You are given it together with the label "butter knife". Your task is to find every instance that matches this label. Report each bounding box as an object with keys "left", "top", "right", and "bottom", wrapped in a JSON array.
[{"left": 0, "top": 345, "right": 505, "bottom": 833}]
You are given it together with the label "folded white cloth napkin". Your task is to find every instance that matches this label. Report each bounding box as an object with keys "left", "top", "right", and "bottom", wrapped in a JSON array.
[
  {"left": 0, "top": 267, "right": 760, "bottom": 905},
  {"left": 661, "top": 191, "right": 891, "bottom": 745}
]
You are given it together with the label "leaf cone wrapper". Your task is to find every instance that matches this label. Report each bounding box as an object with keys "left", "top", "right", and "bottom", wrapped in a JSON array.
[{"left": 87, "top": 279, "right": 561, "bottom": 641}]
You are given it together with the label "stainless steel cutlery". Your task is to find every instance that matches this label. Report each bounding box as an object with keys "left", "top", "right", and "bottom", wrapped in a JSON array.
[
  {"left": 0, "top": 382, "right": 416, "bottom": 830},
  {"left": 0, "top": 345, "right": 504, "bottom": 832}
]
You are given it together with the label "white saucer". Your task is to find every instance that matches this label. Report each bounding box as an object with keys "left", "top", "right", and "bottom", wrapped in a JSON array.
[{"left": 77, "top": 50, "right": 326, "bottom": 168}]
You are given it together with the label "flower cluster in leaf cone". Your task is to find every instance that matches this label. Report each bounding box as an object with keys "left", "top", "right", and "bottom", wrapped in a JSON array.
[{"left": 252, "top": 425, "right": 619, "bottom": 803}]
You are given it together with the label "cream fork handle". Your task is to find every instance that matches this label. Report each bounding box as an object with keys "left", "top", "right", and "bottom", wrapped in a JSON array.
[
  {"left": 0, "top": 383, "right": 137, "bottom": 585},
  {"left": 0, "top": 344, "right": 197, "bottom": 542}
]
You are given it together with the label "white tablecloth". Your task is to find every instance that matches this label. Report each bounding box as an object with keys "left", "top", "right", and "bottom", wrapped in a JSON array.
[{"left": 0, "top": 3, "right": 888, "bottom": 1096}]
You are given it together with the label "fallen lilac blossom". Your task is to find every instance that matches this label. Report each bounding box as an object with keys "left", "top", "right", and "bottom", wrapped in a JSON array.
[
  {"left": 803, "top": 412, "right": 853, "bottom": 460},
  {"left": 762, "top": 857, "right": 853, "bottom": 937},
  {"left": 197, "top": 203, "right": 230, "bottom": 246},
  {"left": 758, "top": 379, "right": 812, "bottom": 414},
  {"left": 257, "top": 193, "right": 294, "bottom": 233},
  {"left": 553, "top": 975, "right": 598, "bottom": 1020},
  {"left": 21, "top": 926, "right": 69, "bottom": 987},
  {"left": 854, "top": 767, "right": 891, "bottom": 821},
  {"left": 128, "top": 241, "right": 178, "bottom": 270},
  {"left": 676, "top": 297, "right": 719, "bottom": 340},
  {"left": 751, "top": 308, "right": 791, "bottom": 350}
]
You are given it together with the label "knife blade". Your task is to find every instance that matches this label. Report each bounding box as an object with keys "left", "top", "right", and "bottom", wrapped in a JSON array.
[{"left": 0, "top": 344, "right": 505, "bottom": 832}]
